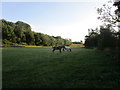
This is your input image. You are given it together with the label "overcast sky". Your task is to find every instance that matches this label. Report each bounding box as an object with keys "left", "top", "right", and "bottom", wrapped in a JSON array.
[{"left": 2, "top": 0, "right": 110, "bottom": 42}]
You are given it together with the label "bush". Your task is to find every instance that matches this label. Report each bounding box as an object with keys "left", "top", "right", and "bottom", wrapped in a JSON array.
[{"left": 21, "top": 42, "right": 27, "bottom": 45}]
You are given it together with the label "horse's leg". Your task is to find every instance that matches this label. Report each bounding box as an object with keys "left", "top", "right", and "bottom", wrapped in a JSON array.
[
  {"left": 63, "top": 48, "right": 66, "bottom": 51},
  {"left": 70, "top": 49, "right": 71, "bottom": 52},
  {"left": 60, "top": 49, "right": 61, "bottom": 53},
  {"left": 52, "top": 49, "right": 55, "bottom": 53}
]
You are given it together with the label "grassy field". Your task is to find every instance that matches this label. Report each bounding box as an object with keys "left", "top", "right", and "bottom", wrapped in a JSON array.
[{"left": 2, "top": 47, "right": 120, "bottom": 88}]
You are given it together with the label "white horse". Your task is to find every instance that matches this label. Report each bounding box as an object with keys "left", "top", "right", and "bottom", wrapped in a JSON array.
[{"left": 65, "top": 46, "right": 71, "bottom": 52}]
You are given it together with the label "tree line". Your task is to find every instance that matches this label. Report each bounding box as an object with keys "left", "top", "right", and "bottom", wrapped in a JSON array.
[{"left": 1, "top": 19, "right": 72, "bottom": 46}]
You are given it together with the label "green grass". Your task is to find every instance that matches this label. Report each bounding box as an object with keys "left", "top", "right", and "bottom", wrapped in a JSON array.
[{"left": 2, "top": 47, "right": 120, "bottom": 88}]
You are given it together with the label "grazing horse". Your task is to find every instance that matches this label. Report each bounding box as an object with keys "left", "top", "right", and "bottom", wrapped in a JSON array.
[
  {"left": 65, "top": 46, "right": 71, "bottom": 52},
  {"left": 52, "top": 46, "right": 65, "bottom": 53}
]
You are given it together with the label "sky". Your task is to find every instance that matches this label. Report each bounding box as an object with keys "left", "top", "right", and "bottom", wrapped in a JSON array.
[{"left": 1, "top": 0, "right": 110, "bottom": 42}]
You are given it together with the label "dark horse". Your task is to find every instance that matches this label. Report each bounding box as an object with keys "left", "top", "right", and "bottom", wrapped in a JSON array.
[{"left": 52, "top": 46, "right": 65, "bottom": 53}]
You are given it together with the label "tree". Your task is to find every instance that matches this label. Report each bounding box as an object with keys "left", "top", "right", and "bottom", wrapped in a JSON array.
[
  {"left": 64, "top": 39, "right": 72, "bottom": 46},
  {"left": 97, "top": 0, "right": 120, "bottom": 60},
  {"left": 97, "top": 24, "right": 116, "bottom": 50},
  {"left": 2, "top": 19, "right": 17, "bottom": 43},
  {"left": 25, "top": 31, "right": 35, "bottom": 45},
  {"left": 34, "top": 33, "right": 42, "bottom": 46},
  {"left": 15, "top": 21, "right": 32, "bottom": 43},
  {"left": 84, "top": 28, "right": 99, "bottom": 48},
  {"left": 97, "top": 0, "right": 118, "bottom": 27}
]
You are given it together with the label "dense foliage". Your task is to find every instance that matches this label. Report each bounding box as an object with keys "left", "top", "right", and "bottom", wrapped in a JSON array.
[
  {"left": 84, "top": 24, "right": 120, "bottom": 61},
  {"left": 85, "top": 1, "right": 120, "bottom": 61},
  {"left": 84, "top": 25, "right": 117, "bottom": 49},
  {"left": 1, "top": 19, "right": 72, "bottom": 46}
]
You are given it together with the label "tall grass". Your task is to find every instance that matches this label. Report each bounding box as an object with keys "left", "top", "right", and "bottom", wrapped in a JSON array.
[{"left": 2, "top": 47, "right": 120, "bottom": 88}]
